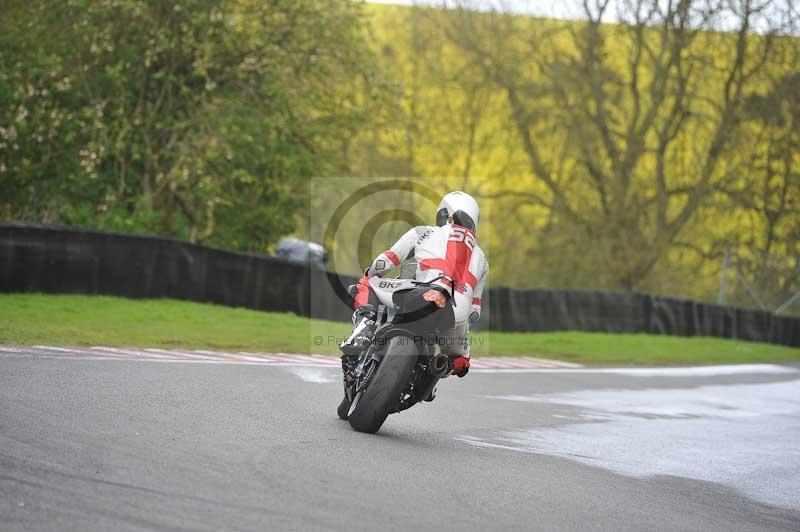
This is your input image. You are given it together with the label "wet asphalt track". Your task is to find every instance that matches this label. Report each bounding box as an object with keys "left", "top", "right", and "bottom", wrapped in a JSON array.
[{"left": 1, "top": 350, "right": 799, "bottom": 532}]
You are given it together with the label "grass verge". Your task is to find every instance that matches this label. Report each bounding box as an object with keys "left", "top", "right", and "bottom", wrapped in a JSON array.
[{"left": 1, "top": 293, "right": 798, "bottom": 366}]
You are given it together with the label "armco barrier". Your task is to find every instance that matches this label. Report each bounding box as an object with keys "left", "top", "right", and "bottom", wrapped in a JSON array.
[{"left": 1, "top": 222, "right": 798, "bottom": 347}]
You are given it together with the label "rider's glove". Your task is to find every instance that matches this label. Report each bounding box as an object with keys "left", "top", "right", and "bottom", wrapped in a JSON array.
[
  {"left": 423, "top": 289, "right": 446, "bottom": 308},
  {"left": 451, "top": 356, "right": 470, "bottom": 378}
]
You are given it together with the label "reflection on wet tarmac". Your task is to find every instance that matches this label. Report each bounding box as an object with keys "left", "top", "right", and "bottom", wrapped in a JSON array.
[{"left": 460, "top": 379, "right": 800, "bottom": 510}]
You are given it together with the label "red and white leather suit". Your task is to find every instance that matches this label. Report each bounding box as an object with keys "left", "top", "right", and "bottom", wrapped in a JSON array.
[{"left": 353, "top": 223, "right": 488, "bottom": 357}]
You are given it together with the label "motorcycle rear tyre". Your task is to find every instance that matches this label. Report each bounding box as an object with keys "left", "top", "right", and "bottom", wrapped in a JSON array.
[{"left": 347, "top": 336, "right": 418, "bottom": 434}]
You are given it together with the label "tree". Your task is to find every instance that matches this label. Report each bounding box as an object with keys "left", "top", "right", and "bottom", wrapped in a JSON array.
[
  {"left": 0, "top": 0, "right": 380, "bottom": 251},
  {"left": 717, "top": 70, "right": 800, "bottom": 309},
  {"left": 435, "top": 0, "right": 796, "bottom": 292}
]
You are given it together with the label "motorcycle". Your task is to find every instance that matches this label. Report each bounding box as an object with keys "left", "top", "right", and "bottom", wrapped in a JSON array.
[{"left": 338, "top": 264, "right": 456, "bottom": 434}]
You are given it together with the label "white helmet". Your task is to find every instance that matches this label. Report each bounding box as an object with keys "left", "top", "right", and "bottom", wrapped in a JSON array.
[{"left": 436, "top": 191, "right": 480, "bottom": 232}]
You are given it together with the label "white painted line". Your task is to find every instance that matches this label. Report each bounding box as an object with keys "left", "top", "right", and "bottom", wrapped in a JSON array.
[
  {"left": 32, "top": 345, "right": 100, "bottom": 356},
  {"left": 0, "top": 346, "right": 24, "bottom": 352},
  {"left": 523, "top": 357, "right": 581, "bottom": 368},
  {"left": 218, "top": 352, "right": 280, "bottom": 363},
  {"left": 144, "top": 348, "right": 225, "bottom": 361},
  {"left": 5, "top": 345, "right": 140, "bottom": 361},
  {"left": 493, "top": 357, "right": 544, "bottom": 369},
  {"left": 89, "top": 346, "right": 178, "bottom": 360},
  {"left": 470, "top": 358, "right": 508, "bottom": 368},
  {"left": 192, "top": 349, "right": 264, "bottom": 362},
  {"left": 471, "top": 356, "right": 579, "bottom": 369},
  {"left": 285, "top": 354, "right": 338, "bottom": 364},
  {"left": 501, "top": 357, "right": 552, "bottom": 368},
  {"left": 1, "top": 353, "right": 138, "bottom": 362},
  {"left": 7, "top": 346, "right": 787, "bottom": 375},
  {"left": 255, "top": 353, "right": 307, "bottom": 363},
  {"left": 8, "top": 354, "right": 337, "bottom": 367},
  {"left": 472, "top": 363, "right": 799, "bottom": 376},
  {"left": 179, "top": 349, "right": 259, "bottom": 361}
]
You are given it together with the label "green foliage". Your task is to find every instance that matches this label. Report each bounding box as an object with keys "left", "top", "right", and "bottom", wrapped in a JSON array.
[{"left": 0, "top": 0, "right": 381, "bottom": 251}]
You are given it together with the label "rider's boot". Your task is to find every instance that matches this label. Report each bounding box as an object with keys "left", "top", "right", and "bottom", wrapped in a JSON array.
[
  {"left": 339, "top": 305, "right": 377, "bottom": 358},
  {"left": 338, "top": 306, "right": 377, "bottom": 420},
  {"left": 424, "top": 385, "right": 437, "bottom": 402}
]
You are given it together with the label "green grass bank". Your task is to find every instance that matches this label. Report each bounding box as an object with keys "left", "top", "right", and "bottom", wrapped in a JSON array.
[{"left": 1, "top": 294, "right": 798, "bottom": 366}]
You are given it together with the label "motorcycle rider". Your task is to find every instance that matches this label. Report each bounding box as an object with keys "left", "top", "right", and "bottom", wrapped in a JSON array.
[{"left": 340, "top": 191, "right": 488, "bottom": 378}]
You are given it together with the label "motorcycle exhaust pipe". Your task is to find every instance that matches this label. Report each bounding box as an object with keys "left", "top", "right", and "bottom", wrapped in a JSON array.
[{"left": 428, "top": 354, "right": 451, "bottom": 378}]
